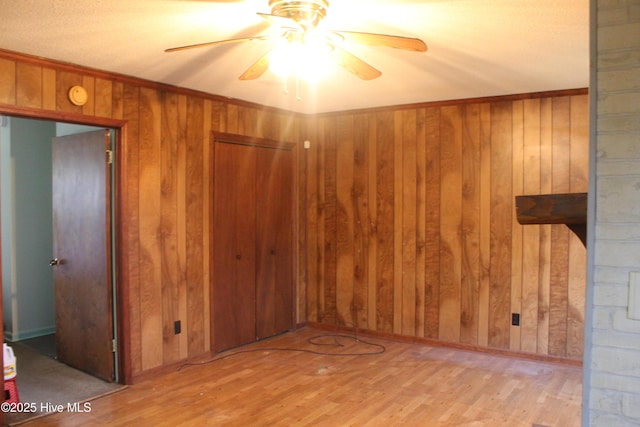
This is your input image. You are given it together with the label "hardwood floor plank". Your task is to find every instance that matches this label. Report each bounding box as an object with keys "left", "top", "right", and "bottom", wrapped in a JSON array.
[{"left": 24, "top": 328, "right": 582, "bottom": 427}]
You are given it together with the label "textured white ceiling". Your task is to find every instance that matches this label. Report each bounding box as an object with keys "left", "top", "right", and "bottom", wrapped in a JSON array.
[{"left": 0, "top": 0, "right": 589, "bottom": 114}]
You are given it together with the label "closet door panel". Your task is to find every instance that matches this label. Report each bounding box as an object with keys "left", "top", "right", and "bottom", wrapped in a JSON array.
[
  {"left": 272, "top": 148, "right": 294, "bottom": 334},
  {"left": 213, "top": 142, "right": 257, "bottom": 352},
  {"left": 256, "top": 147, "right": 294, "bottom": 339}
]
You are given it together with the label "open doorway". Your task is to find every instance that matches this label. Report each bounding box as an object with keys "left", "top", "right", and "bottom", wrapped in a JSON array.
[{"left": 0, "top": 116, "right": 122, "bottom": 422}]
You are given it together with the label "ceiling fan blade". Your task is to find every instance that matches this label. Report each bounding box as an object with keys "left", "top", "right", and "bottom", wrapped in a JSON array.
[
  {"left": 165, "top": 36, "right": 270, "bottom": 53},
  {"left": 330, "top": 46, "right": 382, "bottom": 80},
  {"left": 239, "top": 51, "right": 271, "bottom": 80},
  {"left": 332, "top": 31, "right": 427, "bottom": 52},
  {"left": 256, "top": 12, "right": 303, "bottom": 31}
]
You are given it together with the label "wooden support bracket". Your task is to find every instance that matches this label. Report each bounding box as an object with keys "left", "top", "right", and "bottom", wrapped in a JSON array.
[{"left": 515, "top": 192, "right": 588, "bottom": 247}]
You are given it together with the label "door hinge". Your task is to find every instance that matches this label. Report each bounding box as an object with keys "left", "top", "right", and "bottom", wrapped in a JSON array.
[
  {"left": 106, "top": 150, "right": 113, "bottom": 164},
  {"left": 111, "top": 339, "right": 117, "bottom": 353}
]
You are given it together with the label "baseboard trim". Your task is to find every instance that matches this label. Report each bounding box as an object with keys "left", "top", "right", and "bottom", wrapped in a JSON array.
[
  {"left": 305, "top": 321, "right": 583, "bottom": 367},
  {"left": 129, "top": 351, "right": 213, "bottom": 384},
  {"left": 4, "top": 326, "right": 56, "bottom": 342}
]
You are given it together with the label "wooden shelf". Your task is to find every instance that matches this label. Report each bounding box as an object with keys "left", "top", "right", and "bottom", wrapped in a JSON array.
[{"left": 515, "top": 192, "right": 587, "bottom": 247}]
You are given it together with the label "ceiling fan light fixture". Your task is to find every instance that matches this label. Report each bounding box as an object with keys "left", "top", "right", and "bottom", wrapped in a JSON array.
[
  {"left": 269, "top": 0, "right": 329, "bottom": 30},
  {"left": 269, "top": 39, "right": 302, "bottom": 78},
  {"left": 165, "top": 0, "right": 427, "bottom": 85},
  {"left": 269, "top": 36, "right": 332, "bottom": 82}
]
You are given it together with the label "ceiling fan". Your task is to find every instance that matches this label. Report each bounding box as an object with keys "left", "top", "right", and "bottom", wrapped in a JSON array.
[{"left": 165, "top": 0, "right": 427, "bottom": 81}]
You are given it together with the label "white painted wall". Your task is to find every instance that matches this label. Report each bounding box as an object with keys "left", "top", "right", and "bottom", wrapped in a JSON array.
[
  {"left": 0, "top": 118, "right": 104, "bottom": 342},
  {"left": 0, "top": 117, "right": 14, "bottom": 336},
  {"left": 1, "top": 117, "right": 56, "bottom": 341}
]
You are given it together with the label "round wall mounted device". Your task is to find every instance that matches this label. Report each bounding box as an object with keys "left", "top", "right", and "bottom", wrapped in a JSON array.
[{"left": 68, "top": 85, "right": 88, "bottom": 106}]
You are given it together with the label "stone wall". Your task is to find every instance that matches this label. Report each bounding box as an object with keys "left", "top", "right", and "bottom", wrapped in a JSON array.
[{"left": 585, "top": 0, "right": 640, "bottom": 425}]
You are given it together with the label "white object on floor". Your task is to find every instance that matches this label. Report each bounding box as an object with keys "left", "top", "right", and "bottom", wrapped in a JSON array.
[{"left": 4, "top": 343, "right": 17, "bottom": 379}]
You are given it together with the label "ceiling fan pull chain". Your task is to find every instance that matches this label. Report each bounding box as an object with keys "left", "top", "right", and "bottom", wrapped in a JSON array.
[{"left": 282, "top": 76, "right": 289, "bottom": 94}]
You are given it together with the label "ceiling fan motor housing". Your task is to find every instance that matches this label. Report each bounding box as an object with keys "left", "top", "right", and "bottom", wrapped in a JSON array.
[{"left": 269, "top": 0, "right": 329, "bottom": 29}]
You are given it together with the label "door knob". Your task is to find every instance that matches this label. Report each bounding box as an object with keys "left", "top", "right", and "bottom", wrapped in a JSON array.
[{"left": 49, "top": 258, "right": 61, "bottom": 266}]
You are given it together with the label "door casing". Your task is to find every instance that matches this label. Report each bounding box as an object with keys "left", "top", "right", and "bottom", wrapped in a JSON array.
[{"left": 0, "top": 104, "right": 130, "bottom": 384}]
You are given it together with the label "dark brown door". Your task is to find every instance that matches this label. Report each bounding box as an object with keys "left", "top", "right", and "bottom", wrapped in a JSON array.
[
  {"left": 212, "top": 140, "right": 294, "bottom": 352},
  {"left": 256, "top": 147, "right": 294, "bottom": 339},
  {"left": 213, "top": 142, "right": 257, "bottom": 352},
  {"left": 51, "top": 130, "right": 114, "bottom": 381}
]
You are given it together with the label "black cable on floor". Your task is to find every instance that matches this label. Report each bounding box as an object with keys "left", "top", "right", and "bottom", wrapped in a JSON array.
[{"left": 177, "top": 332, "right": 386, "bottom": 372}]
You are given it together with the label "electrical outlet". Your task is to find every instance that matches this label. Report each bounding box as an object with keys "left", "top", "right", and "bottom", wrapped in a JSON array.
[
  {"left": 511, "top": 313, "right": 520, "bottom": 326},
  {"left": 174, "top": 320, "right": 181, "bottom": 335}
]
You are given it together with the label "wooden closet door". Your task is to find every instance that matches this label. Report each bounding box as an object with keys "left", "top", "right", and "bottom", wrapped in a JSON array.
[
  {"left": 213, "top": 142, "right": 257, "bottom": 352},
  {"left": 255, "top": 147, "right": 294, "bottom": 339}
]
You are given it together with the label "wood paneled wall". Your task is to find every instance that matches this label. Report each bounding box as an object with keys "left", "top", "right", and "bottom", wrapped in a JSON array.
[
  {"left": 303, "top": 93, "right": 589, "bottom": 359},
  {"left": 0, "top": 51, "right": 305, "bottom": 382},
  {"left": 0, "top": 50, "right": 588, "bottom": 385}
]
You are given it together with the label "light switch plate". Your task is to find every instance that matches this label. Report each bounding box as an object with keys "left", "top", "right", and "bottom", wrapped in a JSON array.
[{"left": 629, "top": 272, "right": 640, "bottom": 320}]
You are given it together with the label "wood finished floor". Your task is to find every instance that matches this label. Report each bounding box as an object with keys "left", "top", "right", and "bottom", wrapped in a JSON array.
[{"left": 20, "top": 327, "right": 582, "bottom": 427}]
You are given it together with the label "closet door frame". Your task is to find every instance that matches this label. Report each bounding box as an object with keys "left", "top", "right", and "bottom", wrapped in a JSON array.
[{"left": 210, "top": 132, "right": 299, "bottom": 351}]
